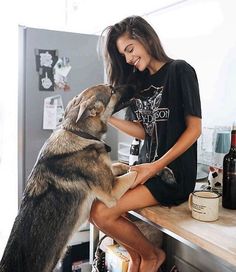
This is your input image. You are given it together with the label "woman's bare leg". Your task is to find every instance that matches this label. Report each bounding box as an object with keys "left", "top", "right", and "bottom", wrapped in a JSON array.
[
  {"left": 90, "top": 185, "right": 166, "bottom": 272},
  {"left": 114, "top": 239, "right": 141, "bottom": 272},
  {"left": 108, "top": 216, "right": 141, "bottom": 272},
  {"left": 90, "top": 212, "right": 141, "bottom": 272}
]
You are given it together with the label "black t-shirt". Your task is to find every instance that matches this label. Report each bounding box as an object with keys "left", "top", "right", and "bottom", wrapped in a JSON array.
[{"left": 125, "top": 59, "right": 202, "bottom": 205}]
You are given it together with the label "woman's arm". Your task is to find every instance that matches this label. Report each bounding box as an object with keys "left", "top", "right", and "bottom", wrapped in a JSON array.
[
  {"left": 109, "top": 116, "right": 145, "bottom": 140},
  {"left": 130, "top": 115, "right": 202, "bottom": 186}
]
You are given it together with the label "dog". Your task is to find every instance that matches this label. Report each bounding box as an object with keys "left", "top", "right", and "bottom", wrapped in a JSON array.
[{"left": 0, "top": 84, "right": 137, "bottom": 272}]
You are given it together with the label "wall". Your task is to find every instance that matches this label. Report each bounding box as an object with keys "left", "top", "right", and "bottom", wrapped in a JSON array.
[
  {"left": 147, "top": 0, "right": 236, "bottom": 127},
  {"left": 0, "top": 3, "right": 18, "bottom": 257}
]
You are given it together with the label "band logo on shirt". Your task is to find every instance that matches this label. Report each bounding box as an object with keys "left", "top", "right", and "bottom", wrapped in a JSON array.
[
  {"left": 140, "top": 108, "right": 170, "bottom": 123},
  {"left": 134, "top": 85, "right": 170, "bottom": 136}
]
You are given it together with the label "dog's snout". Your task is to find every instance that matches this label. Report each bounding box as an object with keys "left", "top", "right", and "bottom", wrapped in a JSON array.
[
  {"left": 113, "top": 84, "right": 136, "bottom": 98},
  {"left": 112, "top": 84, "right": 138, "bottom": 113}
]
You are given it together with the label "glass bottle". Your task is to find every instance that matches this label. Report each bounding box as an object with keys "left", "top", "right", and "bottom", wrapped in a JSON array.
[
  {"left": 222, "top": 123, "right": 236, "bottom": 209},
  {"left": 129, "top": 138, "right": 140, "bottom": 166}
]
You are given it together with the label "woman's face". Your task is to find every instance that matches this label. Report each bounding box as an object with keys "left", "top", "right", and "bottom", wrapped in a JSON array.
[{"left": 116, "top": 33, "right": 156, "bottom": 74}]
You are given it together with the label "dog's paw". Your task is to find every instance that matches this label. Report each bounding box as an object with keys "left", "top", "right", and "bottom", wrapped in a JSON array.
[
  {"left": 111, "top": 162, "right": 129, "bottom": 176},
  {"left": 158, "top": 167, "right": 176, "bottom": 184}
]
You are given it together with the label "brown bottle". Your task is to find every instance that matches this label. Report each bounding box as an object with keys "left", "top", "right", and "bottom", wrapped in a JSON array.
[{"left": 222, "top": 124, "right": 236, "bottom": 209}]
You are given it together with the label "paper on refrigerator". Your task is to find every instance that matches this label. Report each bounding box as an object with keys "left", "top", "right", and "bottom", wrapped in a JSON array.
[{"left": 43, "top": 95, "right": 64, "bottom": 130}]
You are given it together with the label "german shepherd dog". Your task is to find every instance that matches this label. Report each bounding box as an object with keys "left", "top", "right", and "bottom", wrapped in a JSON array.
[{"left": 0, "top": 84, "right": 137, "bottom": 272}]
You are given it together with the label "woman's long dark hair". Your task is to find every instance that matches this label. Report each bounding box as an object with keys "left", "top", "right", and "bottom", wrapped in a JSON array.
[{"left": 99, "top": 16, "right": 172, "bottom": 88}]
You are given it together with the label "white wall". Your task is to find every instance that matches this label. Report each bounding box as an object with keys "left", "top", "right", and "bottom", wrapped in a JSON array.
[
  {"left": 147, "top": 0, "right": 236, "bottom": 127},
  {"left": 0, "top": 3, "right": 18, "bottom": 256}
]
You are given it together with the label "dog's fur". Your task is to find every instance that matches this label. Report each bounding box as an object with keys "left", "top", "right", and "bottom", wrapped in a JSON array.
[{"left": 0, "top": 84, "right": 135, "bottom": 272}]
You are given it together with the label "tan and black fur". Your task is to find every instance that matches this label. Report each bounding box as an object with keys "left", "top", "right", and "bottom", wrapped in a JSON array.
[{"left": 0, "top": 84, "right": 136, "bottom": 272}]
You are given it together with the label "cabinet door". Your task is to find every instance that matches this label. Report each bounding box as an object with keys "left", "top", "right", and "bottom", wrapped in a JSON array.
[{"left": 174, "top": 256, "right": 200, "bottom": 272}]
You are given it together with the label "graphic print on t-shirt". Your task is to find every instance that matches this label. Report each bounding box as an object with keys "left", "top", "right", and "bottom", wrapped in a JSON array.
[{"left": 134, "top": 85, "right": 169, "bottom": 136}]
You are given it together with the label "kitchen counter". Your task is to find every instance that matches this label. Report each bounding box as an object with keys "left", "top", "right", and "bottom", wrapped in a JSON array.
[{"left": 129, "top": 198, "right": 236, "bottom": 270}]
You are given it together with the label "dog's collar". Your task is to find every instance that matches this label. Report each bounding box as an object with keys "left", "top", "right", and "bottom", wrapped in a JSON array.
[{"left": 66, "top": 129, "right": 111, "bottom": 153}]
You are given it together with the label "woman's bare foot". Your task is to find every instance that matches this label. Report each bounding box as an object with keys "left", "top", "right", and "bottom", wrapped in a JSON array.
[{"left": 139, "top": 247, "right": 166, "bottom": 272}]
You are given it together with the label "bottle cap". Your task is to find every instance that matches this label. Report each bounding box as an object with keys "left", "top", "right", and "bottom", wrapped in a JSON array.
[{"left": 232, "top": 122, "right": 236, "bottom": 131}]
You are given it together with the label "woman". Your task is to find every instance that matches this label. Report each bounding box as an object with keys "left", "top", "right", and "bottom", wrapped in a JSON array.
[{"left": 90, "top": 15, "right": 202, "bottom": 272}]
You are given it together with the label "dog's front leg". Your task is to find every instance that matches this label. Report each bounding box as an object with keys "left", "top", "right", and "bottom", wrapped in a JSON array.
[
  {"left": 93, "top": 171, "right": 137, "bottom": 207},
  {"left": 93, "top": 188, "right": 117, "bottom": 208},
  {"left": 111, "top": 171, "right": 137, "bottom": 200}
]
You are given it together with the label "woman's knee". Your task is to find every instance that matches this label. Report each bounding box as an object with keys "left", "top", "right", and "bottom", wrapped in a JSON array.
[{"left": 90, "top": 200, "right": 112, "bottom": 228}]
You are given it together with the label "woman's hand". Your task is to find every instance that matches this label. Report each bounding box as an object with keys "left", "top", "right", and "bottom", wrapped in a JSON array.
[{"left": 129, "top": 161, "right": 163, "bottom": 188}]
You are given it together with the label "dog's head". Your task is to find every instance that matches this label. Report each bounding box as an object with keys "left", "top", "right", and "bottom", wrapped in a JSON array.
[{"left": 62, "top": 84, "right": 135, "bottom": 138}]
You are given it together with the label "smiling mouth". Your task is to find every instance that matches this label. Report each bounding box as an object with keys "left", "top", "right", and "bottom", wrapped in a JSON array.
[{"left": 133, "top": 58, "right": 140, "bottom": 67}]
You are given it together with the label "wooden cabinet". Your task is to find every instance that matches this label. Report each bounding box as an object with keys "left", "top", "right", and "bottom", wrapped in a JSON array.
[
  {"left": 162, "top": 234, "right": 233, "bottom": 272},
  {"left": 129, "top": 201, "right": 236, "bottom": 272}
]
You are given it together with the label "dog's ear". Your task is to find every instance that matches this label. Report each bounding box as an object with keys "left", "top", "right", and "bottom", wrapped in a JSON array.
[
  {"left": 76, "top": 95, "right": 96, "bottom": 122},
  {"left": 76, "top": 95, "right": 104, "bottom": 122}
]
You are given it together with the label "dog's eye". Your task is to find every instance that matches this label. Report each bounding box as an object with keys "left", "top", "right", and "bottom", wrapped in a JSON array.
[{"left": 110, "top": 87, "right": 116, "bottom": 95}]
